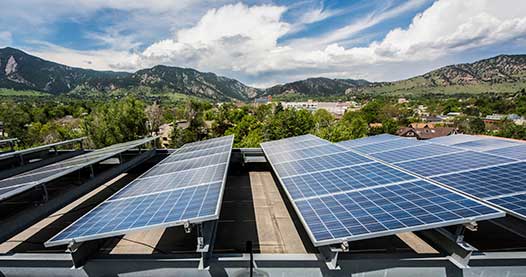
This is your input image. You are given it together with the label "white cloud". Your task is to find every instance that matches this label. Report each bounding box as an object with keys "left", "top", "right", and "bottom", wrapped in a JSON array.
[{"left": 16, "top": 0, "right": 526, "bottom": 87}]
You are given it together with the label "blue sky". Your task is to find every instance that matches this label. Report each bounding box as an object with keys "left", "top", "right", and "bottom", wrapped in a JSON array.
[{"left": 1, "top": 0, "right": 525, "bottom": 87}]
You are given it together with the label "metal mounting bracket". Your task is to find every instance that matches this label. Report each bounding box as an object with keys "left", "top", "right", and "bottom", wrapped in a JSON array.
[{"left": 319, "top": 241, "right": 349, "bottom": 270}]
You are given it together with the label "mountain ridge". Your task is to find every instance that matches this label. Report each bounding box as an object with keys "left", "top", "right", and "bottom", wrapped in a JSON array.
[{"left": 1, "top": 47, "right": 525, "bottom": 100}]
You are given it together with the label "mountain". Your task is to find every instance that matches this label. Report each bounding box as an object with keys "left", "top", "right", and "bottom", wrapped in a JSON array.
[
  {"left": 1, "top": 47, "right": 525, "bottom": 100},
  {"left": 263, "top": 77, "right": 370, "bottom": 97},
  {"left": 0, "top": 47, "right": 259, "bottom": 101},
  {"left": 0, "top": 47, "right": 127, "bottom": 94},
  {"left": 351, "top": 55, "right": 526, "bottom": 95}
]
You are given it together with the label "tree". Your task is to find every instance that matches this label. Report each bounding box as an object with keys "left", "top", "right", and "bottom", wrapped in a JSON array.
[
  {"left": 83, "top": 97, "right": 147, "bottom": 148},
  {"left": 468, "top": 117, "right": 486, "bottom": 134},
  {"left": 313, "top": 109, "right": 334, "bottom": 130},
  {"left": 145, "top": 102, "right": 163, "bottom": 134},
  {"left": 349, "top": 116, "right": 368, "bottom": 139},
  {"left": 263, "top": 108, "right": 314, "bottom": 140},
  {"left": 382, "top": 118, "right": 399, "bottom": 134},
  {"left": 274, "top": 102, "right": 284, "bottom": 114},
  {"left": 315, "top": 121, "right": 353, "bottom": 142}
]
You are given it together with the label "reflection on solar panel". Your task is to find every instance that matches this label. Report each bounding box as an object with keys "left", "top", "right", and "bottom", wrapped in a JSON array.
[
  {"left": 486, "top": 144, "right": 526, "bottom": 160},
  {"left": 0, "top": 137, "right": 157, "bottom": 201},
  {"left": 352, "top": 138, "right": 421, "bottom": 154},
  {"left": 262, "top": 134, "right": 503, "bottom": 246},
  {"left": 449, "top": 138, "right": 521, "bottom": 151},
  {"left": 296, "top": 180, "right": 501, "bottom": 243},
  {"left": 336, "top": 134, "right": 399, "bottom": 148},
  {"left": 428, "top": 134, "right": 484, "bottom": 146},
  {"left": 46, "top": 135, "right": 233, "bottom": 247},
  {"left": 266, "top": 144, "right": 345, "bottom": 164},
  {"left": 395, "top": 151, "right": 514, "bottom": 177},
  {"left": 371, "top": 144, "right": 465, "bottom": 164}
]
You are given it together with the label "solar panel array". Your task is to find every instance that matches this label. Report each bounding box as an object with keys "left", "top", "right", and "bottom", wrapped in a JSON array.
[
  {"left": 0, "top": 137, "right": 156, "bottom": 201},
  {"left": 0, "top": 137, "right": 85, "bottom": 161},
  {"left": 46, "top": 135, "right": 233, "bottom": 247},
  {"left": 262, "top": 135, "right": 503, "bottom": 246},
  {"left": 338, "top": 134, "right": 526, "bottom": 220}
]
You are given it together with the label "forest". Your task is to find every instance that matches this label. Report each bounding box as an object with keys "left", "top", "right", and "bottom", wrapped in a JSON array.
[{"left": 1, "top": 90, "right": 526, "bottom": 150}]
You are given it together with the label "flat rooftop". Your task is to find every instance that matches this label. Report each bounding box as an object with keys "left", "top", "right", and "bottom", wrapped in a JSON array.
[{"left": 0, "top": 148, "right": 526, "bottom": 276}]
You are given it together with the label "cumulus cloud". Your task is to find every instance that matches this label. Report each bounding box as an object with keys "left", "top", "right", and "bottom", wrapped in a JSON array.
[{"left": 19, "top": 0, "right": 526, "bottom": 86}]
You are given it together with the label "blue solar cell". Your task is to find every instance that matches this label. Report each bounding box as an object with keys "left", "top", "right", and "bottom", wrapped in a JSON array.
[
  {"left": 150, "top": 152, "right": 228, "bottom": 175},
  {"left": 273, "top": 151, "right": 373, "bottom": 177},
  {"left": 111, "top": 163, "right": 227, "bottom": 200},
  {"left": 262, "top": 138, "right": 328, "bottom": 153},
  {"left": 47, "top": 136, "right": 233, "bottom": 247},
  {"left": 486, "top": 144, "right": 526, "bottom": 160},
  {"left": 353, "top": 138, "right": 422, "bottom": 154},
  {"left": 162, "top": 144, "right": 231, "bottom": 163},
  {"left": 371, "top": 144, "right": 464, "bottom": 163},
  {"left": 281, "top": 162, "right": 416, "bottom": 200},
  {"left": 489, "top": 193, "right": 526, "bottom": 219},
  {"left": 265, "top": 144, "right": 345, "bottom": 163},
  {"left": 451, "top": 138, "right": 521, "bottom": 151},
  {"left": 396, "top": 151, "right": 515, "bottom": 177},
  {"left": 432, "top": 162, "right": 526, "bottom": 199},
  {"left": 49, "top": 182, "right": 222, "bottom": 244},
  {"left": 336, "top": 134, "right": 400, "bottom": 148},
  {"left": 176, "top": 139, "right": 232, "bottom": 153},
  {"left": 429, "top": 134, "right": 484, "bottom": 146},
  {"left": 296, "top": 180, "right": 501, "bottom": 244}
]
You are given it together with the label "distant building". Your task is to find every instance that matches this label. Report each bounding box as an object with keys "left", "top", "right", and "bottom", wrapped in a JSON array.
[
  {"left": 253, "top": 95, "right": 272, "bottom": 106},
  {"left": 398, "top": 98, "right": 409, "bottom": 104},
  {"left": 484, "top": 114, "right": 526, "bottom": 129},
  {"left": 398, "top": 125, "right": 457, "bottom": 140},
  {"left": 281, "top": 100, "right": 358, "bottom": 116}
]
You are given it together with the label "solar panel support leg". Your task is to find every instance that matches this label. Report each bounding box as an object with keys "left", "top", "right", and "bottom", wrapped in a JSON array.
[
  {"left": 196, "top": 220, "right": 218, "bottom": 270},
  {"left": 319, "top": 242, "right": 348, "bottom": 270},
  {"left": 67, "top": 239, "right": 104, "bottom": 269},
  {"left": 422, "top": 225, "right": 477, "bottom": 269}
]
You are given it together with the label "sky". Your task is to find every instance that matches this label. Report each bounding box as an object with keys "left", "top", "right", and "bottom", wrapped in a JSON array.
[{"left": 1, "top": 0, "right": 525, "bottom": 88}]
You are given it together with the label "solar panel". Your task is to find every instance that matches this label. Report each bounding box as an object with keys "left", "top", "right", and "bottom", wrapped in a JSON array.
[
  {"left": 352, "top": 138, "right": 422, "bottom": 154},
  {"left": 486, "top": 144, "right": 526, "bottom": 160},
  {"left": 371, "top": 144, "right": 465, "bottom": 164},
  {"left": 281, "top": 162, "right": 417, "bottom": 200},
  {"left": 0, "top": 137, "right": 85, "bottom": 161},
  {"left": 261, "top": 134, "right": 503, "bottom": 246},
  {"left": 261, "top": 137, "right": 328, "bottom": 153},
  {"left": 432, "top": 162, "right": 526, "bottom": 199},
  {"left": 46, "top": 135, "right": 233, "bottom": 247},
  {"left": 47, "top": 182, "right": 222, "bottom": 245},
  {"left": 489, "top": 193, "right": 526, "bottom": 220},
  {"left": 429, "top": 134, "right": 484, "bottom": 146},
  {"left": 265, "top": 144, "right": 345, "bottom": 164},
  {"left": 0, "top": 137, "right": 157, "bottom": 201},
  {"left": 272, "top": 151, "right": 373, "bottom": 177},
  {"left": 395, "top": 151, "right": 515, "bottom": 177},
  {"left": 336, "top": 134, "right": 400, "bottom": 148},
  {"left": 296, "top": 180, "right": 502, "bottom": 244},
  {"left": 162, "top": 144, "right": 231, "bottom": 163},
  {"left": 450, "top": 138, "right": 521, "bottom": 151}
]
